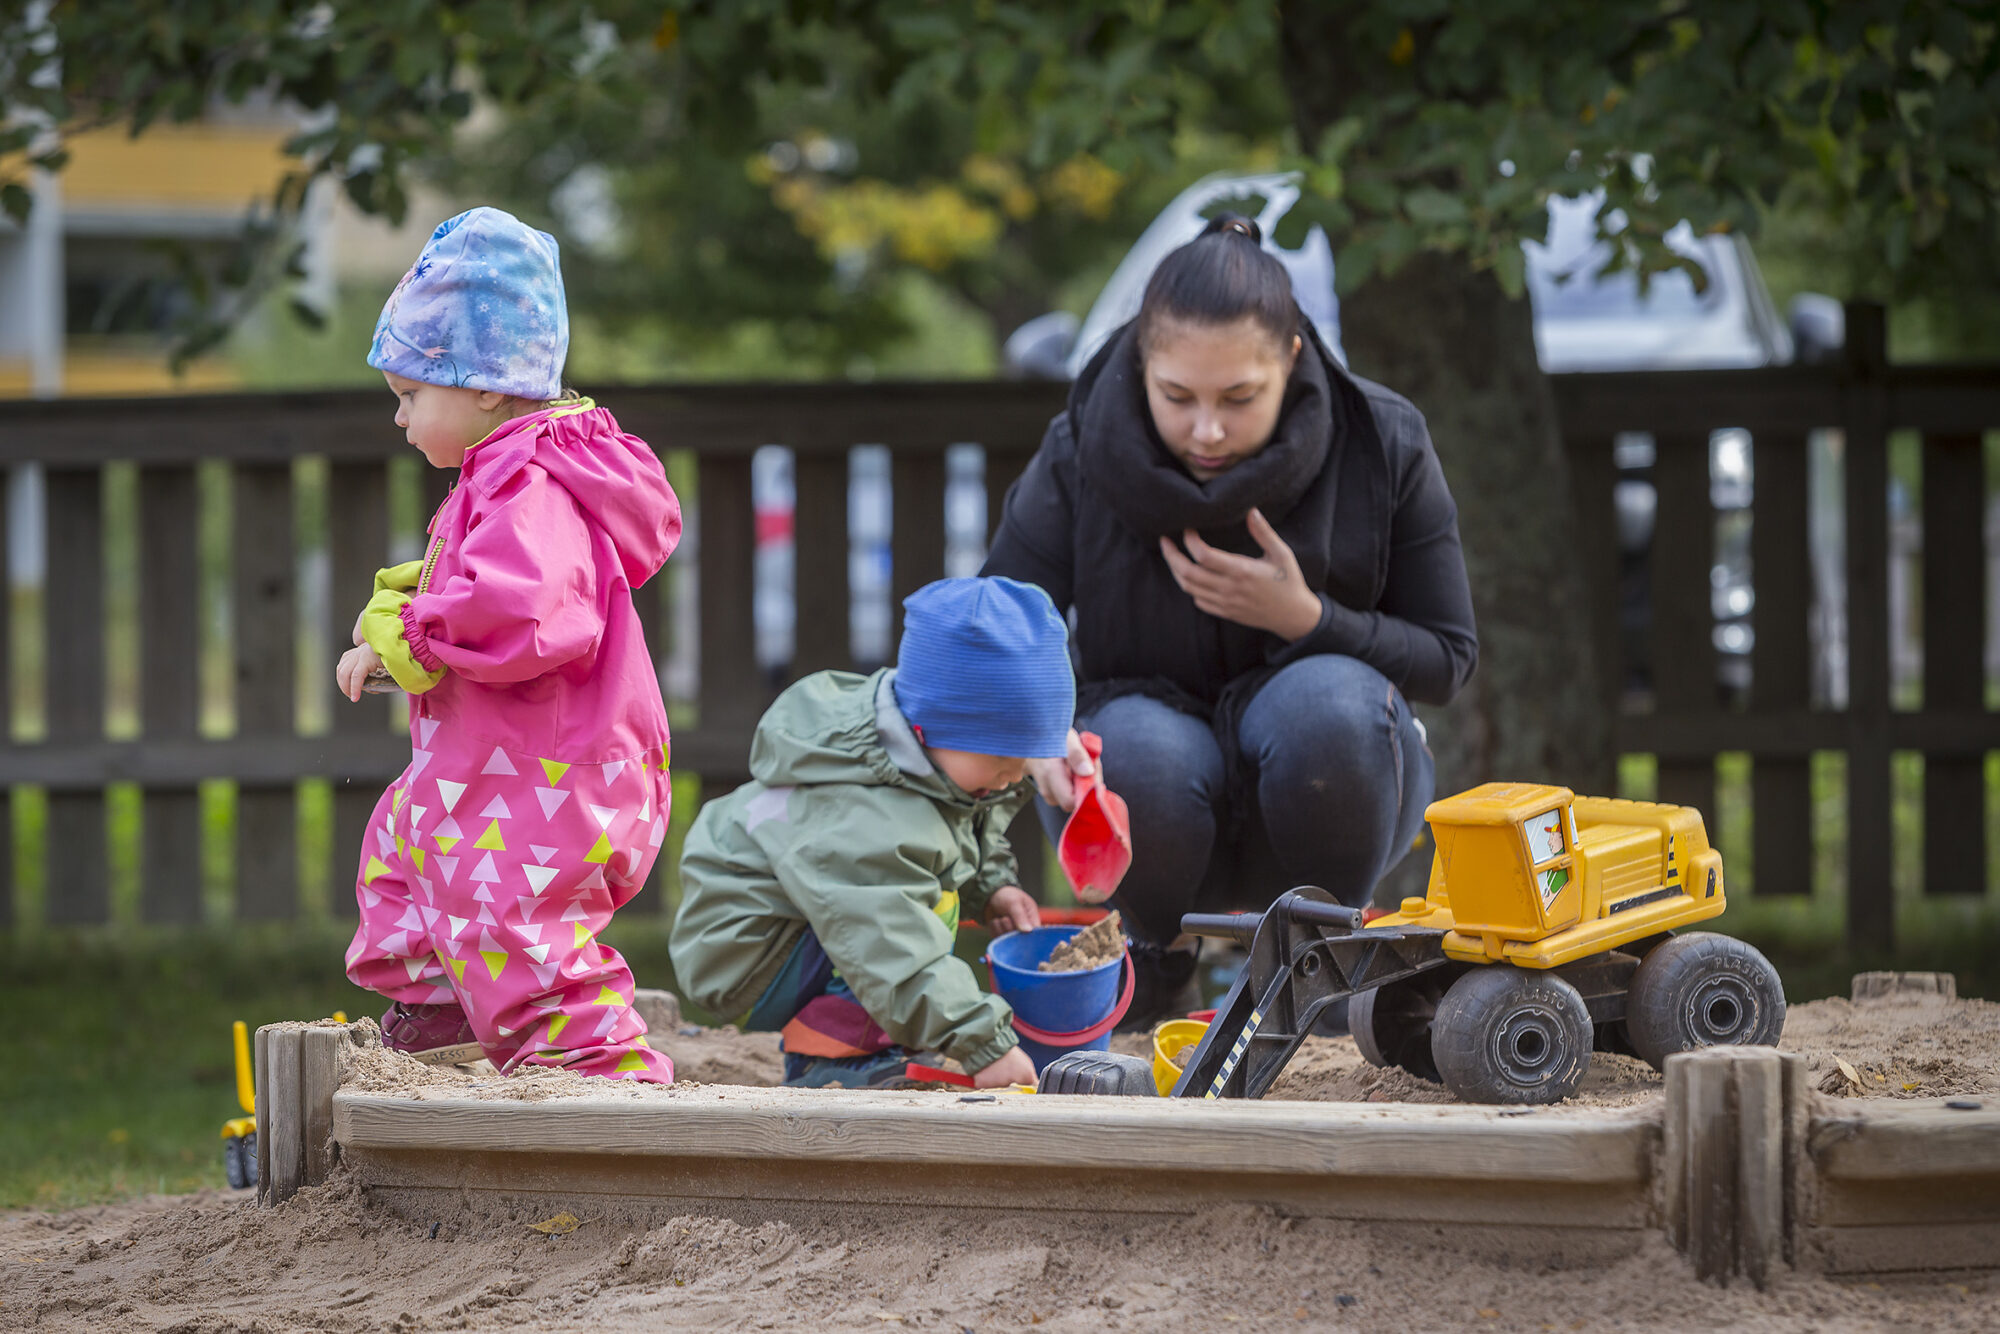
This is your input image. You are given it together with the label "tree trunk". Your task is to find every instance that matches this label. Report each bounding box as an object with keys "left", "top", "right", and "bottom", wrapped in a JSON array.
[
  {"left": 1341, "top": 254, "right": 1611, "bottom": 797},
  {"left": 1280, "top": 6, "right": 1613, "bottom": 907}
]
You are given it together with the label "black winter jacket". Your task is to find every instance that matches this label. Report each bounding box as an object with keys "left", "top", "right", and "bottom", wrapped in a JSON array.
[{"left": 980, "top": 322, "right": 1477, "bottom": 719}]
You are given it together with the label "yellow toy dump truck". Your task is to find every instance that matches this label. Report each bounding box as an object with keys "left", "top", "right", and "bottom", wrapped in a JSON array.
[{"left": 1055, "top": 782, "right": 1785, "bottom": 1105}]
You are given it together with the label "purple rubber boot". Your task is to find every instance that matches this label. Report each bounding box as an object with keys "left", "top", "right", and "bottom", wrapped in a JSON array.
[{"left": 380, "top": 1001, "right": 484, "bottom": 1065}]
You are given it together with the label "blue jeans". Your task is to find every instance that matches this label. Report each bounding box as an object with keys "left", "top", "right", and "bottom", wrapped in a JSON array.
[{"left": 1038, "top": 655, "right": 1434, "bottom": 945}]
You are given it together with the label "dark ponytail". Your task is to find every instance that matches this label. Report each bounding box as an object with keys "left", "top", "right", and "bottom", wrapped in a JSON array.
[{"left": 1134, "top": 213, "right": 1301, "bottom": 356}]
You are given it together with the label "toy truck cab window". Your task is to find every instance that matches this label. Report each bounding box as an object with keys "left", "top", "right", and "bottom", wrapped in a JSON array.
[
  {"left": 1523, "top": 809, "right": 1568, "bottom": 865},
  {"left": 1523, "top": 808, "right": 1571, "bottom": 907}
]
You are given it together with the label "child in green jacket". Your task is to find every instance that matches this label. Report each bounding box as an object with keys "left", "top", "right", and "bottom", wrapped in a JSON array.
[{"left": 671, "top": 577, "right": 1075, "bottom": 1089}]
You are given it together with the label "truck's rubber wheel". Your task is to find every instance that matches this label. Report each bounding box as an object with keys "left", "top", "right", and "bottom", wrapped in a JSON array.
[
  {"left": 1430, "top": 967, "right": 1593, "bottom": 1105},
  {"left": 1623, "top": 932, "right": 1786, "bottom": 1071},
  {"left": 1350, "top": 970, "right": 1456, "bottom": 1083},
  {"left": 1037, "top": 1050, "right": 1156, "bottom": 1096},
  {"left": 224, "top": 1133, "right": 257, "bottom": 1190}
]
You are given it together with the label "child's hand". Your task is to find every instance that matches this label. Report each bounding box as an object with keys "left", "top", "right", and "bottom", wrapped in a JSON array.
[
  {"left": 971, "top": 1046, "right": 1037, "bottom": 1089},
  {"left": 984, "top": 886, "right": 1041, "bottom": 936},
  {"left": 351, "top": 608, "right": 367, "bottom": 647},
  {"left": 337, "top": 644, "right": 385, "bottom": 702},
  {"left": 1026, "top": 729, "right": 1096, "bottom": 813}
]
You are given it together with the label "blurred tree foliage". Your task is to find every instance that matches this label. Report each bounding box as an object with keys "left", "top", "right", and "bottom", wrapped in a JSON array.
[
  {"left": 428, "top": 24, "right": 1286, "bottom": 371},
  {"left": 4, "top": 1, "right": 1995, "bottom": 787},
  {"left": 5, "top": 3, "right": 1992, "bottom": 353}
]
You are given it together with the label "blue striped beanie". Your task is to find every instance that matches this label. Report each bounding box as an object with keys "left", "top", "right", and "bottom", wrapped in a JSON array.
[{"left": 892, "top": 578, "right": 1074, "bottom": 759}]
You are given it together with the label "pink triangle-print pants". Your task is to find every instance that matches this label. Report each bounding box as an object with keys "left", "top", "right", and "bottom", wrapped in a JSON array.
[{"left": 344, "top": 714, "right": 675, "bottom": 1082}]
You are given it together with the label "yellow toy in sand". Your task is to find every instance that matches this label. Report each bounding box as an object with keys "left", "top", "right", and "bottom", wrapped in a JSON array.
[
  {"left": 221, "top": 1020, "right": 258, "bottom": 1189},
  {"left": 1138, "top": 782, "right": 1783, "bottom": 1106},
  {"left": 1352, "top": 783, "right": 1781, "bottom": 1102}
]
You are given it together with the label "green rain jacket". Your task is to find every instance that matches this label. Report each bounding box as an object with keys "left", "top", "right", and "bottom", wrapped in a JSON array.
[{"left": 671, "top": 668, "right": 1028, "bottom": 1071}]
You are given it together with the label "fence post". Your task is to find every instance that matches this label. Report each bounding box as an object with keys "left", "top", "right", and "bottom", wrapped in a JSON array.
[
  {"left": 233, "top": 462, "right": 297, "bottom": 919},
  {"left": 890, "top": 448, "right": 947, "bottom": 647},
  {"left": 0, "top": 468, "right": 10, "bottom": 930},
  {"left": 697, "top": 453, "right": 760, "bottom": 737},
  {"left": 256, "top": 1023, "right": 355, "bottom": 1206},
  {"left": 44, "top": 465, "right": 106, "bottom": 924},
  {"left": 1651, "top": 431, "right": 1717, "bottom": 817},
  {"left": 1562, "top": 429, "right": 1621, "bottom": 734},
  {"left": 791, "top": 447, "right": 851, "bottom": 678},
  {"left": 1919, "top": 428, "right": 1988, "bottom": 897},
  {"left": 1840, "top": 303, "right": 1893, "bottom": 948},
  {"left": 139, "top": 464, "right": 203, "bottom": 923},
  {"left": 1749, "top": 431, "right": 1814, "bottom": 897},
  {"left": 328, "top": 461, "right": 391, "bottom": 921},
  {"left": 1663, "top": 1045, "right": 1808, "bottom": 1288}
]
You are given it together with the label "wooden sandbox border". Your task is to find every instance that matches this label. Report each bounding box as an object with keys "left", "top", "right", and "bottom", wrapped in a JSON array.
[{"left": 257, "top": 1027, "right": 1999, "bottom": 1287}]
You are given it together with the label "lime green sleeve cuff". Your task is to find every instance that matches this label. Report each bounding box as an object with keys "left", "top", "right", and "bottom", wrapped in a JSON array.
[
  {"left": 373, "top": 560, "right": 426, "bottom": 595},
  {"left": 361, "top": 589, "right": 447, "bottom": 694}
]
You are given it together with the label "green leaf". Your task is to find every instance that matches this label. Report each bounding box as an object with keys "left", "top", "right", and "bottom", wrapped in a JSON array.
[
  {"left": 0, "top": 182, "right": 31, "bottom": 224},
  {"left": 1401, "top": 186, "right": 1467, "bottom": 226},
  {"left": 1347, "top": 176, "right": 1399, "bottom": 214},
  {"left": 1314, "top": 115, "right": 1365, "bottom": 165},
  {"left": 1492, "top": 243, "right": 1526, "bottom": 299},
  {"left": 1334, "top": 236, "right": 1378, "bottom": 296}
]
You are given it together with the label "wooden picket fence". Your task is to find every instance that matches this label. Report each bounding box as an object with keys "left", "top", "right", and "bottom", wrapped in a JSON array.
[
  {"left": 1, "top": 305, "right": 1994, "bottom": 945},
  {"left": 1554, "top": 306, "right": 1996, "bottom": 945}
]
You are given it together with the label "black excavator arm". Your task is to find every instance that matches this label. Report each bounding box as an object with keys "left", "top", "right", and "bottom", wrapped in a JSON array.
[{"left": 1169, "top": 887, "right": 1452, "bottom": 1099}]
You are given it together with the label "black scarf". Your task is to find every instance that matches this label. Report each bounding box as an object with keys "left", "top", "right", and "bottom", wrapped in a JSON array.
[{"left": 1073, "top": 322, "right": 1337, "bottom": 540}]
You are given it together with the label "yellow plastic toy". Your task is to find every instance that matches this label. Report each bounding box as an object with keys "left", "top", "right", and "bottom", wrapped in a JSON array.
[
  {"left": 1369, "top": 783, "right": 1726, "bottom": 966},
  {"left": 1152, "top": 782, "right": 1784, "bottom": 1106},
  {"left": 1150, "top": 1018, "right": 1209, "bottom": 1096},
  {"left": 1351, "top": 783, "right": 1780, "bottom": 1103},
  {"left": 222, "top": 1012, "right": 345, "bottom": 1189}
]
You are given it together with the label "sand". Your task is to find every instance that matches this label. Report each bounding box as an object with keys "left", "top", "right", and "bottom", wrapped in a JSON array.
[
  {"left": 4, "top": 991, "right": 1993, "bottom": 1331},
  {"left": 324, "top": 989, "right": 2000, "bottom": 1111},
  {"left": 5, "top": 1176, "right": 1991, "bottom": 1333},
  {"left": 1040, "top": 912, "right": 1126, "bottom": 972}
]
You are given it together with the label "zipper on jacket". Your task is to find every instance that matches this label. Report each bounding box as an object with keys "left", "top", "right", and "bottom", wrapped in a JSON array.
[
  {"left": 416, "top": 531, "right": 445, "bottom": 596},
  {"left": 412, "top": 478, "right": 456, "bottom": 722},
  {"left": 416, "top": 478, "right": 457, "bottom": 596}
]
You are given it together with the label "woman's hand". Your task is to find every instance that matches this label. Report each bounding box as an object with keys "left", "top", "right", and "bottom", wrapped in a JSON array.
[
  {"left": 1159, "top": 506, "right": 1323, "bottom": 640},
  {"left": 984, "top": 885, "right": 1042, "bottom": 936},
  {"left": 336, "top": 643, "right": 385, "bottom": 703},
  {"left": 1025, "top": 729, "right": 1097, "bottom": 813}
]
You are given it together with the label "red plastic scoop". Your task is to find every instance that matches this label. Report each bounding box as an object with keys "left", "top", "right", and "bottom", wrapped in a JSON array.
[
  {"left": 1058, "top": 731, "right": 1132, "bottom": 905},
  {"left": 904, "top": 1062, "right": 975, "bottom": 1087}
]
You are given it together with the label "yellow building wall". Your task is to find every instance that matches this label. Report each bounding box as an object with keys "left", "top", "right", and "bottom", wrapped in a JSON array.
[
  {"left": 0, "top": 351, "right": 240, "bottom": 397},
  {"left": 60, "top": 121, "right": 293, "bottom": 212},
  {"left": 1, "top": 122, "right": 294, "bottom": 397}
]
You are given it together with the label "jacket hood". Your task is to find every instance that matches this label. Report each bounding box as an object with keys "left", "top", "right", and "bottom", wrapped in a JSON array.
[
  {"left": 467, "top": 401, "right": 681, "bottom": 586},
  {"left": 749, "top": 669, "right": 995, "bottom": 807}
]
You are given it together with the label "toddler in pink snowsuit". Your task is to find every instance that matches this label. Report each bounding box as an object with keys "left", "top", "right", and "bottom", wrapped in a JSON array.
[{"left": 335, "top": 207, "right": 679, "bottom": 1083}]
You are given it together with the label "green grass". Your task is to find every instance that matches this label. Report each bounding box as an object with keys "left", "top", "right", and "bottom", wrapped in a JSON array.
[
  {"left": 0, "top": 926, "right": 377, "bottom": 1210},
  {"left": 0, "top": 917, "right": 703, "bottom": 1212}
]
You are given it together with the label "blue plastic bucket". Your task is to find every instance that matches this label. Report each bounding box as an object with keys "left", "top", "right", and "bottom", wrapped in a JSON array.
[{"left": 987, "top": 926, "right": 1127, "bottom": 1071}]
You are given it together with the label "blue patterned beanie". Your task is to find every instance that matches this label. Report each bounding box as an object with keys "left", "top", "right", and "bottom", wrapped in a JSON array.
[
  {"left": 367, "top": 206, "right": 568, "bottom": 400},
  {"left": 893, "top": 577, "right": 1074, "bottom": 760}
]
